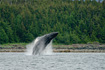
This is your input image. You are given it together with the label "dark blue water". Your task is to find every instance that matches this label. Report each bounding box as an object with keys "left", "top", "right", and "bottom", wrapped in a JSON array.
[{"left": 0, "top": 53, "right": 105, "bottom": 70}]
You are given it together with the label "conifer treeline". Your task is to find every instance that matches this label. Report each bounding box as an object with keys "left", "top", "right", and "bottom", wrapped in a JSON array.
[{"left": 0, "top": 0, "right": 105, "bottom": 44}]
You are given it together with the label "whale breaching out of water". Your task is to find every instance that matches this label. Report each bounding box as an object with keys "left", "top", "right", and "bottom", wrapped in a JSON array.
[{"left": 26, "top": 32, "right": 58, "bottom": 55}]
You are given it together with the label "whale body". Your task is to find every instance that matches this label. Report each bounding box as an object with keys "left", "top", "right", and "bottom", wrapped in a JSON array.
[{"left": 32, "top": 32, "right": 58, "bottom": 55}]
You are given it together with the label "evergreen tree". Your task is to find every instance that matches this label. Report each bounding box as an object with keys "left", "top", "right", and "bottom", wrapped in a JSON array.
[
  {"left": 0, "top": 0, "right": 105, "bottom": 44},
  {"left": 0, "top": 27, "right": 9, "bottom": 44}
]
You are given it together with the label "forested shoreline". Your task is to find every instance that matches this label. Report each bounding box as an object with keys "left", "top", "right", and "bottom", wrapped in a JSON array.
[{"left": 0, "top": 0, "right": 105, "bottom": 44}]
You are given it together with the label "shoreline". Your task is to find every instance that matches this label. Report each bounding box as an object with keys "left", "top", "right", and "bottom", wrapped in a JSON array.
[
  {"left": 0, "top": 49, "right": 105, "bottom": 53},
  {"left": 0, "top": 43, "right": 105, "bottom": 53}
]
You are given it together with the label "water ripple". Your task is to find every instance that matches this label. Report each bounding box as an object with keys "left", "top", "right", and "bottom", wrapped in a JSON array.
[{"left": 0, "top": 53, "right": 105, "bottom": 70}]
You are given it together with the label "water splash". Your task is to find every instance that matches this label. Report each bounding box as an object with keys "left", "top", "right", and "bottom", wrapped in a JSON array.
[
  {"left": 42, "top": 40, "right": 53, "bottom": 55},
  {"left": 25, "top": 37, "right": 53, "bottom": 55}
]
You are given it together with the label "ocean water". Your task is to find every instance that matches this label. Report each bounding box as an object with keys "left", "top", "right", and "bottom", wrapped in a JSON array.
[{"left": 0, "top": 52, "right": 105, "bottom": 70}]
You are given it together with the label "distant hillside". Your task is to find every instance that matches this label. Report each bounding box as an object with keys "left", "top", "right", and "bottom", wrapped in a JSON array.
[{"left": 0, "top": 0, "right": 105, "bottom": 44}]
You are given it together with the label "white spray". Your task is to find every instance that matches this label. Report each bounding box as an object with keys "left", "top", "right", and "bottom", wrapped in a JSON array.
[{"left": 25, "top": 37, "right": 53, "bottom": 55}]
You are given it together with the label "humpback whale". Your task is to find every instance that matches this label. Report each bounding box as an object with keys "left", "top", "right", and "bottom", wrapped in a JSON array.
[{"left": 32, "top": 32, "right": 58, "bottom": 55}]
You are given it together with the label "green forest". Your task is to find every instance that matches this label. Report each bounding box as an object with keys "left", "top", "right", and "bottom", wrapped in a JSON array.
[{"left": 0, "top": 0, "right": 105, "bottom": 44}]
